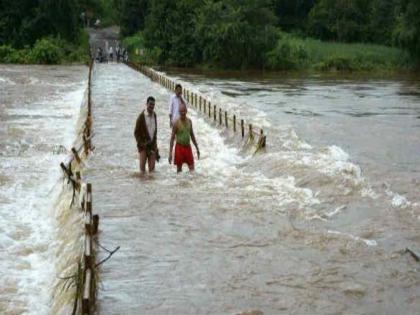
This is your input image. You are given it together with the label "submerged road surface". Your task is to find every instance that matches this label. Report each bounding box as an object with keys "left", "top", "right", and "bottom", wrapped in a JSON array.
[{"left": 88, "top": 63, "right": 419, "bottom": 315}]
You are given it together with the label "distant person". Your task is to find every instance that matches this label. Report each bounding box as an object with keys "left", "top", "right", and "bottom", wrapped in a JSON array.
[
  {"left": 108, "top": 46, "right": 113, "bottom": 62},
  {"left": 169, "top": 102, "right": 200, "bottom": 173},
  {"left": 116, "top": 45, "right": 121, "bottom": 62},
  {"left": 96, "top": 47, "right": 103, "bottom": 63},
  {"left": 134, "top": 96, "right": 159, "bottom": 174},
  {"left": 168, "top": 84, "right": 185, "bottom": 128}
]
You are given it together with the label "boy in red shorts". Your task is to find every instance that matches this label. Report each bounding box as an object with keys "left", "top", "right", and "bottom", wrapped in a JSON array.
[{"left": 168, "top": 102, "right": 200, "bottom": 172}]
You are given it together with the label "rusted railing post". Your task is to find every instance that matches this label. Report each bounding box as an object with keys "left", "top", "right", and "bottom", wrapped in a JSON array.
[
  {"left": 213, "top": 105, "right": 216, "bottom": 121},
  {"left": 241, "top": 119, "right": 244, "bottom": 138},
  {"left": 208, "top": 102, "right": 211, "bottom": 118},
  {"left": 233, "top": 115, "right": 236, "bottom": 132},
  {"left": 219, "top": 108, "right": 222, "bottom": 125},
  {"left": 225, "top": 111, "right": 228, "bottom": 128},
  {"left": 260, "top": 129, "right": 266, "bottom": 147},
  {"left": 199, "top": 96, "right": 202, "bottom": 112}
]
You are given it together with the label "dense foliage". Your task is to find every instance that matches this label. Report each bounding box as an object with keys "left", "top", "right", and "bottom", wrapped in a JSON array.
[
  {"left": 112, "top": 0, "right": 420, "bottom": 69},
  {"left": 0, "top": 0, "right": 97, "bottom": 63},
  {"left": 1, "top": 0, "right": 420, "bottom": 67}
]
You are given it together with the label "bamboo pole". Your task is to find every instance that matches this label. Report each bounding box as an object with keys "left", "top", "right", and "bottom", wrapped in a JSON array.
[
  {"left": 85, "top": 211, "right": 92, "bottom": 235},
  {"left": 84, "top": 234, "right": 93, "bottom": 269},
  {"left": 82, "top": 268, "right": 92, "bottom": 315},
  {"left": 71, "top": 147, "right": 82, "bottom": 164}
]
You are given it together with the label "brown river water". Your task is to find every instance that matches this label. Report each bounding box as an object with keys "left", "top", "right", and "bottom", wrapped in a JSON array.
[{"left": 1, "top": 62, "right": 419, "bottom": 314}]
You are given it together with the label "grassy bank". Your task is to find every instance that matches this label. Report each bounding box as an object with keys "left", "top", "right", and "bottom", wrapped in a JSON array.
[
  {"left": 266, "top": 33, "right": 413, "bottom": 72},
  {"left": 0, "top": 30, "right": 90, "bottom": 65}
]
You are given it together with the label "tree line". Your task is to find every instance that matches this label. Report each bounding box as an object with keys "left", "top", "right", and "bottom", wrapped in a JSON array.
[
  {"left": 115, "top": 0, "right": 420, "bottom": 69},
  {"left": 0, "top": 0, "right": 107, "bottom": 63},
  {"left": 0, "top": 0, "right": 419, "bottom": 67}
]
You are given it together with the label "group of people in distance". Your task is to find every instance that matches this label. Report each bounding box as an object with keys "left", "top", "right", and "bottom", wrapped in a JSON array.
[
  {"left": 96, "top": 44, "right": 128, "bottom": 63},
  {"left": 134, "top": 84, "right": 200, "bottom": 174}
]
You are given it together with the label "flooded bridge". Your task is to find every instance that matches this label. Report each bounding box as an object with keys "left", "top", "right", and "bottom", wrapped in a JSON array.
[
  {"left": 86, "top": 62, "right": 419, "bottom": 314},
  {"left": 1, "top": 29, "right": 419, "bottom": 315}
]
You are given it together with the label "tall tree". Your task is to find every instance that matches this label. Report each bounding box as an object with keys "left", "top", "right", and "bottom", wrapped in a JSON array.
[
  {"left": 194, "top": 0, "right": 277, "bottom": 68},
  {"left": 393, "top": 0, "right": 420, "bottom": 60},
  {"left": 41, "top": 0, "right": 80, "bottom": 42},
  {"left": 272, "top": 0, "right": 316, "bottom": 32},
  {"left": 369, "top": 0, "right": 397, "bottom": 45},
  {"left": 119, "top": 0, "right": 149, "bottom": 36},
  {"left": 308, "top": 0, "right": 371, "bottom": 42},
  {"left": 144, "top": 0, "right": 201, "bottom": 66}
]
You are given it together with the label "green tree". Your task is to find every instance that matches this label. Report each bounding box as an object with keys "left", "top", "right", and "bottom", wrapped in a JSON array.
[
  {"left": 369, "top": 0, "right": 397, "bottom": 45},
  {"left": 308, "top": 0, "right": 371, "bottom": 42},
  {"left": 0, "top": 0, "right": 83, "bottom": 47},
  {"left": 393, "top": 0, "right": 420, "bottom": 60},
  {"left": 41, "top": 0, "right": 80, "bottom": 42},
  {"left": 0, "top": 0, "right": 42, "bottom": 47},
  {"left": 194, "top": 0, "right": 277, "bottom": 69},
  {"left": 272, "top": 0, "right": 316, "bottom": 32},
  {"left": 119, "top": 0, "right": 149, "bottom": 36},
  {"left": 144, "top": 0, "right": 201, "bottom": 66}
]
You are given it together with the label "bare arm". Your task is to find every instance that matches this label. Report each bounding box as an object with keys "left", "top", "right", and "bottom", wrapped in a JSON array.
[
  {"left": 168, "top": 123, "right": 177, "bottom": 164},
  {"left": 189, "top": 119, "right": 200, "bottom": 159},
  {"left": 169, "top": 97, "right": 173, "bottom": 127}
]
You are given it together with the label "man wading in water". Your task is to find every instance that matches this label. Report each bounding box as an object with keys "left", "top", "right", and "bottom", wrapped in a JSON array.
[
  {"left": 134, "top": 96, "right": 159, "bottom": 174},
  {"left": 168, "top": 83, "right": 185, "bottom": 128},
  {"left": 169, "top": 102, "right": 200, "bottom": 173}
]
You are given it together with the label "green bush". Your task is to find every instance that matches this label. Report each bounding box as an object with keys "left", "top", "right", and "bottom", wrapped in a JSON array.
[
  {"left": 122, "top": 32, "right": 145, "bottom": 53},
  {"left": 266, "top": 32, "right": 309, "bottom": 70},
  {"left": 30, "top": 38, "right": 62, "bottom": 64},
  {"left": 0, "top": 45, "right": 31, "bottom": 63},
  {"left": 0, "top": 45, "right": 16, "bottom": 63}
]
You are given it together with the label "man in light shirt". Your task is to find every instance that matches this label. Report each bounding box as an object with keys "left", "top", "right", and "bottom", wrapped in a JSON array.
[
  {"left": 134, "top": 96, "right": 159, "bottom": 174},
  {"left": 168, "top": 84, "right": 186, "bottom": 127}
]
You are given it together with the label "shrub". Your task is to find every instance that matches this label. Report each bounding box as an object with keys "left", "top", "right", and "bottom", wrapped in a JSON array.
[
  {"left": 0, "top": 45, "right": 32, "bottom": 63},
  {"left": 30, "top": 38, "right": 62, "bottom": 64},
  {"left": 122, "top": 32, "right": 145, "bottom": 53},
  {"left": 266, "top": 32, "right": 309, "bottom": 70}
]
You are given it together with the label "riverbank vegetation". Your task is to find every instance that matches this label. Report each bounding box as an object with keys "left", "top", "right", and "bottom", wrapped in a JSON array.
[
  {"left": 114, "top": 0, "right": 420, "bottom": 72},
  {"left": 1, "top": 0, "right": 419, "bottom": 70},
  {"left": 0, "top": 0, "right": 98, "bottom": 64}
]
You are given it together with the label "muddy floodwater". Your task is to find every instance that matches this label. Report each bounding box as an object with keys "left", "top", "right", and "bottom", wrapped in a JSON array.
[
  {"left": 1, "top": 62, "right": 419, "bottom": 315},
  {"left": 0, "top": 65, "right": 87, "bottom": 314},
  {"left": 89, "top": 64, "right": 419, "bottom": 314}
]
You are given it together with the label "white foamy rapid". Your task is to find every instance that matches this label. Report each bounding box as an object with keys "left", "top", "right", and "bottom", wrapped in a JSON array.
[
  {"left": 0, "top": 67, "right": 87, "bottom": 314},
  {"left": 161, "top": 71, "right": 420, "bottom": 217}
]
